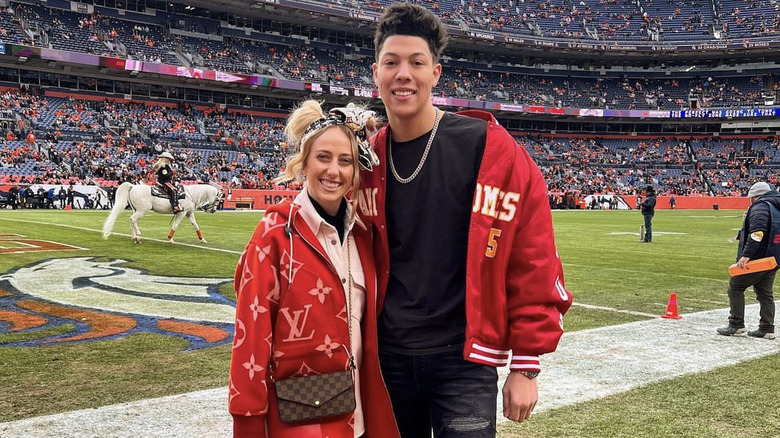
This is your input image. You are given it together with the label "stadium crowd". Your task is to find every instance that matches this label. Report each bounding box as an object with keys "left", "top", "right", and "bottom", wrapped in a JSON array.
[{"left": 2, "top": 87, "right": 779, "bottom": 206}]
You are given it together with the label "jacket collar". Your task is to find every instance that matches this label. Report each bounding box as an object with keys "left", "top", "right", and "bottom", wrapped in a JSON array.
[{"left": 293, "top": 185, "right": 365, "bottom": 235}]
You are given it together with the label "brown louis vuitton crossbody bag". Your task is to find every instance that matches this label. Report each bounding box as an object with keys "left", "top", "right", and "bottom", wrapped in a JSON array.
[{"left": 274, "top": 368, "right": 356, "bottom": 423}]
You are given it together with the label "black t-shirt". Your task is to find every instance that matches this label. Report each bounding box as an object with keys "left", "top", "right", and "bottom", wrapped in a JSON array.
[{"left": 378, "top": 112, "right": 487, "bottom": 354}]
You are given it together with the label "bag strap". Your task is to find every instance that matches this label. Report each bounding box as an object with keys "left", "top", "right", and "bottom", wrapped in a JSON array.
[{"left": 346, "top": 236, "right": 355, "bottom": 370}]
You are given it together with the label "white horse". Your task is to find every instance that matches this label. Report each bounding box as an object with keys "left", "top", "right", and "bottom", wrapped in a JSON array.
[{"left": 102, "top": 182, "right": 224, "bottom": 244}]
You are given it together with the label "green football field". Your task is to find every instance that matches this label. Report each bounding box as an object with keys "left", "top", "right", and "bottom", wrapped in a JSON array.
[{"left": 1, "top": 208, "right": 779, "bottom": 437}]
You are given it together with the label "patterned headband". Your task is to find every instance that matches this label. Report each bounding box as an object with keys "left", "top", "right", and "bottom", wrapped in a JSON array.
[
  {"left": 303, "top": 116, "right": 343, "bottom": 138},
  {"left": 329, "top": 103, "right": 379, "bottom": 171},
  {"left": 298, "top": 103, "right": 379, "bottom": 171}
]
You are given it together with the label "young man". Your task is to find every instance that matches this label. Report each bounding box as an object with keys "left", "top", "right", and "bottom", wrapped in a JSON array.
[{"left": 358, "top": 3, "right": 572, "bottom": 437}]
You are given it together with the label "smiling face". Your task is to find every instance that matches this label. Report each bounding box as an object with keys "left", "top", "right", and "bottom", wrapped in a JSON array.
[
  {"left": 373, "top": 34, "right": 441, "bottom": 125},
  {"left": 302, "top": 127, "right": 355, "bottom": 215}
]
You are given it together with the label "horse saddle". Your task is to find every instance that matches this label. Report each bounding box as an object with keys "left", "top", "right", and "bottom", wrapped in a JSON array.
[{"left": 152, "top": 184, "right": 185, "bottom": 200}]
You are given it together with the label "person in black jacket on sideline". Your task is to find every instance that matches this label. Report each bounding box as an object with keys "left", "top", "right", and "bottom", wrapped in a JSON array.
[
  {"left": 640, "top": 186, "right": 657, "bottom": 243},
  {"left": 717, "top": 181, "right": 780, "bottom": 340}
]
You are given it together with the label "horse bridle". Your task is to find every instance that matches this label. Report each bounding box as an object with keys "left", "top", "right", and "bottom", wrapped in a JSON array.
[{"left": 200, "top": 190, "right": 224, "bottom": 214}]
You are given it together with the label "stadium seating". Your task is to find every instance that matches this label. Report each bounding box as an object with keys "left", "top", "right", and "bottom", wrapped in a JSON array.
[
  {"left": 1, "top": 5, "right": 29, "bottom": 44},
  {"left": 718, "top": 0, "right": 780, "bottom": 38}
]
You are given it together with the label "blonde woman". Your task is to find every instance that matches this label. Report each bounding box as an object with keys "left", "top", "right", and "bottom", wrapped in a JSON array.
[{"left": 229, "top": 100, "right": 398, "bottom": 438}]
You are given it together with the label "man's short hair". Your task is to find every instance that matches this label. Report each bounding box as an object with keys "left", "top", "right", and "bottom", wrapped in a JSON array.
[{"left": 374, "top": 2, "right": 448, "bottom": 63}]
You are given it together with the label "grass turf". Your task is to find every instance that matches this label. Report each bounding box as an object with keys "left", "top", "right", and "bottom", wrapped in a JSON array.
[{"left": 2, "top": 208, "right": 779, "bottom": 436}]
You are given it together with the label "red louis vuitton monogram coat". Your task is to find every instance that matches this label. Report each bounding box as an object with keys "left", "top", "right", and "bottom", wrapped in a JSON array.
[{"left": 229, "top": 198, "right": 399, "bottom": 438}]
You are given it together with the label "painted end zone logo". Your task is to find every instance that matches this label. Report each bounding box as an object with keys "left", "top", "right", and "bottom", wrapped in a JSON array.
[
  {"left": 0, "top": 257, "right": 235, "bottom": 350},
  {"left": 0, "top": 234, "right": 86, "bottom": 254}
]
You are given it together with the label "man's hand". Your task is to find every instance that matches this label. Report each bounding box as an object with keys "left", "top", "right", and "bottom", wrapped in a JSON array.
[
  {"left": 737, "top": 256, "right": 750, "bottom": 269},
  {"left": 502, "top": 370, "right": 538, "bottom": 422}
]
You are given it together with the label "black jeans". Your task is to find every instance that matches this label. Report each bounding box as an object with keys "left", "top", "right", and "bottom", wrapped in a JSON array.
[
  {"left": 379, "top": 349, "right": 498, "bottom": 438},
  {"left": 727, "top": 268, "right": 776, "bottom": 332}
]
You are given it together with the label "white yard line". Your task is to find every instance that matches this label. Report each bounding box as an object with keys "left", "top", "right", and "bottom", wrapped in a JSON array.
[
  {"left": 570, "top": 302, "right": 659, "bottom": 318},
  {"left": 2, "top": 304, "right": 778, "bottom": 437},
  {"left": 0, "top": 217, "right": 242, "bottom": 255},
  {"left": 686, "top": 298, "right": 729, "bottom": 305}
]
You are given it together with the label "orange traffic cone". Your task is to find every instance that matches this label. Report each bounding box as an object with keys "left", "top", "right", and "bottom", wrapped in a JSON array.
[
  {"left": 64, "top": 205, "right": 72, "bottom": 211},
  {"left": 661, "top": 292, "right": 683, "bottom": 319}
]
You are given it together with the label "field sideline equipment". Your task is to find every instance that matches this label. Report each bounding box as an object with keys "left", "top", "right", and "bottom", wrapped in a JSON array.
[
  {"left": 661, "top": 292, "right": 683, "bottom": 319},
  {"left": 728, "top": 256, "right": 779, "bottom": 276}
]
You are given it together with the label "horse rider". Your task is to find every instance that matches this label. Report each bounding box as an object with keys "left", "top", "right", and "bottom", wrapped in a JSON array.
[{"left": 153, "top": 151, "right": 181, "bottom": 213}]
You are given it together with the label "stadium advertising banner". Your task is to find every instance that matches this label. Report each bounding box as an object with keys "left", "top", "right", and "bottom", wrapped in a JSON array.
[
  {"left": 432, "top": 96, "right": 470, "bottom": 108},
  {"left": 41, "top": 48, "right": 100, "bottom": 66},
  {"left": 269, "top": 0, "right": 378, "bottom": 22},
  {"left": 669, "top": 108, "right": 780, "bottom": 118},
  {"left": 99, "top": 56, "right": 287, "bottom": 88},
  {"left": 453, "top": 26, "right": 779, "bottom": 55},
  {"left": 224, "top": 189, "right": 298, "bottom": 210},
  {"left": 479, "top": 102, "right": 577, "bottom": 116},
  {"left": 8, "top": 44, "right": 100, "bottom": 67},
  {"left": 7, "top": 44, "right": 39, "bottom": 58},
  {"left": 601, "top": 109, "right": 670, "bottom": 118},
  {"left": 353, "top": 87, "right": 379, "bottom": 99},
  {"left": 101, "top": 57, "right": 126, "bottom": 70},
  {"left": 306, "top": 82, "right": 381, "bottom": 99},
  {"left": 0, "top": 43, "right": 5, "bottom": 55},
  {"left": 274, "top": 78, "right": 304, "bottom": 90}
]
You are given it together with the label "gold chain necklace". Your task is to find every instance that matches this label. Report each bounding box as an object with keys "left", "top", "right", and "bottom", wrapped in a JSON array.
[{"left": 388, "top": 108, "right": 443, "bottom": 184}]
